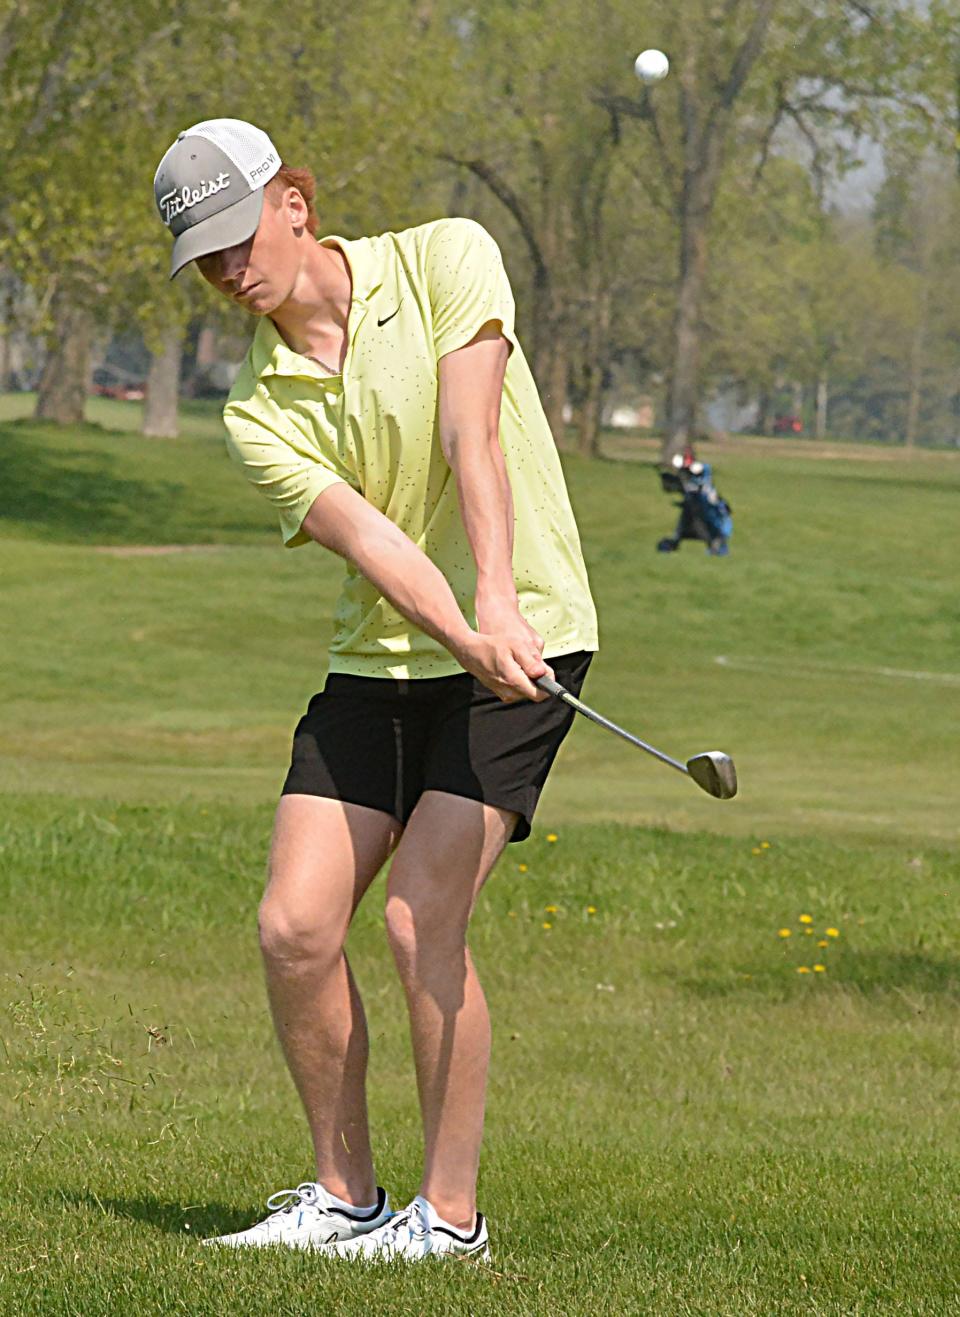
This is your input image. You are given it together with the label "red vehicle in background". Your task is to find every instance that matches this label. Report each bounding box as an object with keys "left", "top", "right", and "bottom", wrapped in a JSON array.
[
  {"left": 91, "top": 366, "right": 146, "bottom": 402},
  {"left": 772, "top": 414, "right": 803, "bottom": 435}
]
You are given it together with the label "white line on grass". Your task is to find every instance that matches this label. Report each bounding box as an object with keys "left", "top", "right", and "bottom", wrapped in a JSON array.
[{"left": 714, "top": 655, "right": 960, "bottom": 687}]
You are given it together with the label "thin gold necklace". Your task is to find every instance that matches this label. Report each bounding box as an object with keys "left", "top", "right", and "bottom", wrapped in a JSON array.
[{"left": 306, "top": 354, "right": 341, "bottom": 375}]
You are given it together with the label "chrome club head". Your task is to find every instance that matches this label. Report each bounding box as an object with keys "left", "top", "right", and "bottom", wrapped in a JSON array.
[
  {"left": 535, "top": 675, "right": 739, "bottom": 802},
  {"left": 686, "top": 752, "right": 738, "bottom": 800}
]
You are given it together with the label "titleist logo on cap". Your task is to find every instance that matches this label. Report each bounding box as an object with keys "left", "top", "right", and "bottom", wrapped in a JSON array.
[
  {"left": 159, "top": 171, "right": 232, "bottom": 226},
  {"left": 155, "top": 120, "right": 282, "bottom": 278}
]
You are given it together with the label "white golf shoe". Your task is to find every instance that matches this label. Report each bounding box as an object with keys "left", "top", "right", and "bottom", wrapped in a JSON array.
[
  {"left": 202, "top": 1181, "right": 391, "bottom": 1250},
  {"left": 329, "top": 1194, "right": 490, "bottom": 1263}
]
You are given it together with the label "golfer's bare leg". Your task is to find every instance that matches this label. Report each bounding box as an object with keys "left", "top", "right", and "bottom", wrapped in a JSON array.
[
  {"left": 384, "top": 789, "right": 518, "bottom": 1231},
  {"left": 258, "top": 794, "right": 403, "bottom": 1205}
]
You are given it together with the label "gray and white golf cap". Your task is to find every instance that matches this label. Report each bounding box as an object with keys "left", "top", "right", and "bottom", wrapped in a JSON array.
[{"left": 154, "top": 118, "right": 282, "bottom": 279}]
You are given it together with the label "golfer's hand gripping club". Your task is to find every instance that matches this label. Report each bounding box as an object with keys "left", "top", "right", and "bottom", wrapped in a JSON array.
[{"left": 535, "top": 675, "right": 738, "bottom": 800}]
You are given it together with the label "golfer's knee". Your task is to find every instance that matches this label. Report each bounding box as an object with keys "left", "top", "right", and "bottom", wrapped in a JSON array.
[
  {"left": 384, "top": 895, "right": 414, "bottom": 971},
  {"left": 384, "top": 892, "right": 465, "bottom": 982},
  {"left": 257, "top": 896, "right": 342, "bottom": 971}
]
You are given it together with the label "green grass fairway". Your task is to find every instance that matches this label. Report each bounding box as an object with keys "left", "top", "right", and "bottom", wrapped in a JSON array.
[{"left": 2, "top": 403, "right": 959, "bottom": 1313}]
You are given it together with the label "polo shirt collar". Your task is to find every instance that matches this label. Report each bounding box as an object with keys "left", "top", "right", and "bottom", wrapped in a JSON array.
[{"left": 250, "top": 233, "right": 383, "bottom": 380}]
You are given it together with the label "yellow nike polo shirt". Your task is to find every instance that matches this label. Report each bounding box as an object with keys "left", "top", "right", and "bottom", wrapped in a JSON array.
[{"left": 223, "top": 216, "right": 599, "bottom": 679}]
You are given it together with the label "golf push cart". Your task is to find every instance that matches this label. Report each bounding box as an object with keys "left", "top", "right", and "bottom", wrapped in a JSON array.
[{"left": 657, "top": 447, "right": 733, "bottom": 557}]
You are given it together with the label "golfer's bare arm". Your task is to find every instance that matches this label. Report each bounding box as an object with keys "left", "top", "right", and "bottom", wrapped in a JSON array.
[
  {"left": 435, "top": 321, "right": 517, "bottom": 608},
  {"left": 436, "top": 321, "right": 548, "bottom": 679},
  {"left": 299, "top": 321, "right": 546, "bottom": 699},
  {"left": 300, "top": 482, "right": 475, "bottom": 663}
]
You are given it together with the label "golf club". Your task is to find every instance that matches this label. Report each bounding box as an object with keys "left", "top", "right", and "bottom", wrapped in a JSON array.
[{"left": 535, "top": 674, "right": 738, "bottom": 800}]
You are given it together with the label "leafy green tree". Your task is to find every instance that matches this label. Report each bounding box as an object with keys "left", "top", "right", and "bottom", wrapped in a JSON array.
[
  {"left": 703, "top": 158, "right": 822, "bottom": 432},
  {"left": 873, "top": 153, "right": 960, "bottom": 447},
  {"left": 428, "top": 0, "right": 678, "bottom": 453},
  {"left": 0, "top": 0, "right": 189, "bottom": 422},
  {"left": 417, "top": 0, "right": 940, "bottom": 460},
  {"left": 2, "top": 0, "right": 949, "bottom": 456},
  {"left": 705, "top": 161, "right": 897, "bottom": 442},
  {"left": 600, "top": 0, "right": 933, "bottom": 456},
  {"left": 0, "top": 0, "right": 448, "bottom": 429}
]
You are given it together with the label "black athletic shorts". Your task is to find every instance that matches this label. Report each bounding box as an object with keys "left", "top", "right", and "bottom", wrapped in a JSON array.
[{"left": 281, "top": 649, "right": 594, "bottom": 844}]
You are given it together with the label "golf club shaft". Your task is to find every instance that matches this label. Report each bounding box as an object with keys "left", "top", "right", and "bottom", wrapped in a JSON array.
[{"left": 535, "top": 675, "right": 688, "bottom": 776}]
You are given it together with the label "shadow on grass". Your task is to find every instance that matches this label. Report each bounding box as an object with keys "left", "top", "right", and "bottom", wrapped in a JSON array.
[
  {"left": 670, "top": 949, "right": 960, "bottom": 1001},
  {"left": 806, "top": 469, "right": 960, "bottom": 495},
  {"left": 60, "top": 1189, "right": 253, "bottom": 1238},
  {"left": 0, "top": 422, "right": 186, "bottom": 544}
]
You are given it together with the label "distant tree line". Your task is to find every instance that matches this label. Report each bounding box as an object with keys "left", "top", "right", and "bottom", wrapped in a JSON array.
[{"left": 0, "top": 0, "right": 956, "bottom": 453}]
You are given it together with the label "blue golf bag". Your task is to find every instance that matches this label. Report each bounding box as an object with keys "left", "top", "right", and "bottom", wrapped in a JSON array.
[{"left": 657, "top": 454, "right": 733, "bottom": 556}]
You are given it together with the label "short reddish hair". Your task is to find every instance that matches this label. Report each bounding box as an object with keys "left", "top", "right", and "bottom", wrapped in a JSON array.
[{"left": 266, "top": 164, "right": 319, "bottom": 236}]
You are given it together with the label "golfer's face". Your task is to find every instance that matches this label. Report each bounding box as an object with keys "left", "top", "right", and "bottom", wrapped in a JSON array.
[{"left": 195, "top": 198, "right": 290, "bottom": 313}]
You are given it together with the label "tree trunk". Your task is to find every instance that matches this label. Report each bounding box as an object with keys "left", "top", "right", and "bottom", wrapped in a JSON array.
[
  {"left": 662, "top": 3, "right": 776, "bottom": 462},
  {"left": 530, "top": 286, "right": 571, "bottom": 443},
  {"left": 532, "top": 277, "right": 569, "bottom": 444},
  {"left": 195, "top": 324, "right": 218, "bottom": 369},
  {"left": 35, "top": 290, "right": 90, "bottom": 424},
  {"left": 576, "top": 290, "right": 610, "bottom": 459},
  {"left": 143, "top": 329, "right": 184, "bottom": 438},
  {"left": 528, "top": 205, "right": 571, "bottom": 446},
  {"left": 541, "top": 330, "right": 569, "bottom": 446},
  {"left": 754, "top": 387, "right": 772, "bottom": 435},
  {"left": 663, "top": 100, "right": 730, "bottom": 461},
  {"left": 576, "top": 365, "right": 604, "bottom": 459},
  {"left": 905, "top": 318, "right": 924, "bottom": 451},
  {"left": 665, "top": 193, "right": 710, "bottom": 460},
  {"left": 815, "top": 374, "right": 828, "bottom": 439}
]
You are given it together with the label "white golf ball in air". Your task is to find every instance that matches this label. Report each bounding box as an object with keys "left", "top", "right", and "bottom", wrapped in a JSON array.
[{"left": 634, "top": 49, "right": 669, "bottom": 84}]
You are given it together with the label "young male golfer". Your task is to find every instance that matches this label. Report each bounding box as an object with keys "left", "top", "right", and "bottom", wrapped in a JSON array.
[{"left": 153, "top": 118, "right": 599, "bottom": 1262}]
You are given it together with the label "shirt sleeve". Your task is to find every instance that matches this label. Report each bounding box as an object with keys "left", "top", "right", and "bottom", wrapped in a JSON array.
[
  {"left": 425, "top": 217, "right": 519, "bottom": 361},
  {"left": 223, "top": 388, "right": 354, "bottom": 549}
]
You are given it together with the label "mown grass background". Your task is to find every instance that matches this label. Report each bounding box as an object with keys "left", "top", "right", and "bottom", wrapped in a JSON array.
[{"left": 2, "top": 401, "right": 959, "bottom": 1314}]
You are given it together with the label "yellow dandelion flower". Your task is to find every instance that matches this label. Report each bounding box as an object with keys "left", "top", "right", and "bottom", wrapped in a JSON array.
[
  {"left": 760, "top": 841, "right": 771, "bottom": 849},
  {"left": 542, "top": 921, "right": 552, "bottom": 930},
  {"left": 546, "top": 833, "right": 558, "bottom": 843},
  {"left": 751, "top": 847, "right": 762, "bottom": 855},
  {"left": 545, "top": 904, "right": 558, "bottom": 914},
  {"left": 778, "top": 928, "right": 791, "bottom": 938},
  {"left": 587, "top": 906, "right": 597, "bottom": 915},
  {"left": 826, "top": 927, "right": 839, "bottom": 938},
  {"left": 817, "top": 939, "right": 829, "bottom": 947},
  {"left": 518, "top": 864, "right": 528, "bottom": 873},
  {"left": 797, "top": 966, "right": 811, "bottom": 974},
  {"left": 799, "top": 914, "right": 813, "bottom": 924},
  {"left": 804, "top": 927, "right": 813, "bottom": 935},
  {"left": 813, "top": 964, "right": 826, "bottom": 973}
]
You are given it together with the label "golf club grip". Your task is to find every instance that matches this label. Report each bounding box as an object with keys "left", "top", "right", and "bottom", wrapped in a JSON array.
[{"left": 534, "top": 675, "right": 688, "bottom": 774}]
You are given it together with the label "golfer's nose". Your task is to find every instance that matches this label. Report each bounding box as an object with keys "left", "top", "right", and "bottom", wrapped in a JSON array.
[{"left": 219, "top": 243, "right": 248, "bottom": 284}]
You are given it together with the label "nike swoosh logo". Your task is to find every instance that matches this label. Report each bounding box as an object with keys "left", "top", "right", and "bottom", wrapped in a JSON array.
[{"left": 377, "top": 302, "right": 402, "bottom": 327}]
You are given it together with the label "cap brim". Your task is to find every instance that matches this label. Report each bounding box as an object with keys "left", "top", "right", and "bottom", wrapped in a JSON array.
[{"left": 168, "top": 188, "right": 265, "bottom": 280}]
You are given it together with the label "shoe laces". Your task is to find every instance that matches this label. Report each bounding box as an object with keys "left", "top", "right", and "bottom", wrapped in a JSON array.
[
  {"left": 264, "top": 1182, "right": 320, "bottom": 1216},
  {"left": 378, "top": 1202, "right": 428, "bottom": 1248}
]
